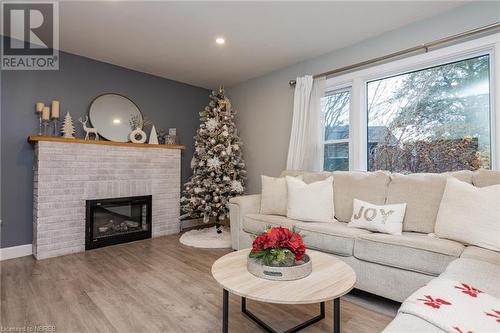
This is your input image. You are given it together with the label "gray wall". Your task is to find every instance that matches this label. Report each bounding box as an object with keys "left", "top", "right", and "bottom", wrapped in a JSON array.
[
  {"left": 1, "top": 50, "right": 209, "bottom": 248},
  {"left": 227, "top": 2, "right": 500, "bottom": 194}
]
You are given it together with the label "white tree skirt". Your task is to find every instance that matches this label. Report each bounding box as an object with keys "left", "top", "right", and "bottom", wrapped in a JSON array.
[{"left": 179, "top": 226, "right": 232, "bottom": 249}]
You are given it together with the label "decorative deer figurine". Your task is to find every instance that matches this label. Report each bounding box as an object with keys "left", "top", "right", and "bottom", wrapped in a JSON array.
[{"left": 78, "top": 116, "right": 99, "bottom": 140}]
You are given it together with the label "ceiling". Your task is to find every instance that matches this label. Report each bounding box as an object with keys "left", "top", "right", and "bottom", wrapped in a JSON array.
[{"left": 57, "top": 1, "right": 466, "bottom": 89}]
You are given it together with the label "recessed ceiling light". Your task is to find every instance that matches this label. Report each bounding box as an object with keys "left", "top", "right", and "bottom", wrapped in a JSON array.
[
  {"left": 113, "top": 119, "right": 121, "bottom": 124},
  {"left": 215, "top": 37, "right": 225, "bottom": 45}
]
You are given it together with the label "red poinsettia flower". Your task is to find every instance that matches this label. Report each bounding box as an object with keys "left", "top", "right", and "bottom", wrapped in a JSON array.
[
  {"left": 485, "top": 309, "right": 500, "bottom": 323},
  {"left": 455, "top": 283, "right": 483, "bottom": 297},
  {"left": 287, "top": 233, "right": 306, "bottom": 261},
  {"left": 416, "top": 295, "right": 452, "bottom": 309},
  {"left": 250, "top": 226, "right": 306, "bottom": 262},
  {"left": 267, "top": 227, "right": 293, "bottom": 248}
]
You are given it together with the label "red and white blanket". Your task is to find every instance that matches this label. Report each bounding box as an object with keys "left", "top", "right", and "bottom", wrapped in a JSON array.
[{"left": 399, "top": 277, "right": 500, "bottom": 333}]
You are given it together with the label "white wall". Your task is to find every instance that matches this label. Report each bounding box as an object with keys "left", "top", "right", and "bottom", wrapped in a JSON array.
[{"left": 227, "top": 2, "right": 500, "bottom": 194}]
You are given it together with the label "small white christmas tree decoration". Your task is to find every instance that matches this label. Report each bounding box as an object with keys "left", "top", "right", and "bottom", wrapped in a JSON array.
[
  {"left": 149, "top": 125, "right": 159, "bottom": 144},
  {"left": 61, "top": 112, "right": 75, "bottom": 138},
  {"left": 181, "top": 86, "right": 246, "bottom": 232}
]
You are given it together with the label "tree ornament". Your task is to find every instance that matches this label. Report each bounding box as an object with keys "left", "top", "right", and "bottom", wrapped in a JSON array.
[
  {"left": 206, "top": 118, "right": 219, "bottom": 131},
  {"left": 231, "top": 180, "right": 244, "bottom": 193},
  {"left": 149, "top": 125, "right": 159, "bottom": 144},
  {"left": 61, "top": 112, "right": 76, "bottom": 138},
  {"left": 207, "top": 157, "right": 221, "bottom": 169}
]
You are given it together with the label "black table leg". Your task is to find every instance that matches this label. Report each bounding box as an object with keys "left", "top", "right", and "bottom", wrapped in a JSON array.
[
  {"left": 333, "top": 298, "right": 340, "bottom": 333},
  {"left": 241, "top": 297, "right": 326, "bottom": 333},
  {"left": 223, "top": 289, "right": 229, "bottom": 333}
]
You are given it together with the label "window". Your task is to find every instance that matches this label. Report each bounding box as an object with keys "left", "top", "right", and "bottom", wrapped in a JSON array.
[
  {"left": 367, "top": 55, "right": 491, "bottom": 173},
  {"left": 322, "top": 87, "right": 350, "bottom": 171},
  {"left": 322, "top": 33, "right": 498, "bottom": 172}
]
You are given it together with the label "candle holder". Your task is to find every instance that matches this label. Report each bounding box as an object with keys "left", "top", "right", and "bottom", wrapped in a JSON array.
[
  {"left": 43, "top": 119, "right": 50, "bottom": 136},
  {"left": 52, "top": 117, "right": 60, "bottom": 136},
  {"left": 38, "top": 113, "right": 43, "bottom": 135}
]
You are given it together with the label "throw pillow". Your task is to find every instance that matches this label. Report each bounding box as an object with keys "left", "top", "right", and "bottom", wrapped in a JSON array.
[
  {"left": 286, "top": 176, "right": 334, "bottom": 223},
  {"left": 434, "top": 177, "right": 500, "bottom": 251},
  {"left": 347, "top": 199, "right": 406, "bottom": 235},
  {"left": 260, "top": 175, "right": 302, "bottom": 215}
]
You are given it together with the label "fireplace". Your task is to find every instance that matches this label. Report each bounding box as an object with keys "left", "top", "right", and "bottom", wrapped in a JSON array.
[{"left": 85, "top": 195, "right": 152, "bottom": 250}]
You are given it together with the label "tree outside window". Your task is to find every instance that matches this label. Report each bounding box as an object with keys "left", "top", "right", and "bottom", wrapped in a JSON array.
[{"left": 367, "top": 55, "right": 490, "bottom": 173}]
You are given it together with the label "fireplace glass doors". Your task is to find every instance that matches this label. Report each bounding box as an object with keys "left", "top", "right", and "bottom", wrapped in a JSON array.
[{"left": 85, "top": 195, "right": 152, "bottom": 250}]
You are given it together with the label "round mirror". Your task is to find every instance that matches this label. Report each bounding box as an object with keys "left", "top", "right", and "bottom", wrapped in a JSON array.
[{"left": 88, "top": 93, "right": 142, "bottom": 142}]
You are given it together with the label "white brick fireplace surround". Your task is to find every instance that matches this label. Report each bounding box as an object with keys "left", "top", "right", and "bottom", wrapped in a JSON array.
[{"left": 31, "top": 138, "right": 182, "bottom": 259}]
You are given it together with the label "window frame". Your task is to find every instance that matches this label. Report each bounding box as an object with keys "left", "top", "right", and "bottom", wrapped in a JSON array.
[
  {"left": 322, "top": 85, "right": 352, "bottom": 171},
  {"left": 322, "top": 32, "right": 499, "bottom": 171}
]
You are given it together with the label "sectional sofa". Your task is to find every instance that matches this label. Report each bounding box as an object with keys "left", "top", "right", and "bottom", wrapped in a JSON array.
[{"left": 228, "top": 169, "right": 500, "bottom": 332}]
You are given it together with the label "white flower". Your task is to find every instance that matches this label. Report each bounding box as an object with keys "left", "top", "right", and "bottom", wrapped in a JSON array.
[
  {"left": 206, "top": 118, "right": 219, "bottom": 131},
  {"left": 222, "top": 130, "right": 229, "bottom": 137},
  {"left": 207, "top": 157, "right": 221, "bottom": 169},
  {"left": 198, "top": 160, "right": 205, "bottom": 167},
  {"left": 223, "top": 176, "right": 231, "bottom": 182},
  {"left": 230, "top": 180, "right": 244, "bottom": 193},
  {"left": 194, "top": 187, "right": 202, "bottom": 194},
  {"left": 189, "top": 197, "right": 197, "bottom": 204}
]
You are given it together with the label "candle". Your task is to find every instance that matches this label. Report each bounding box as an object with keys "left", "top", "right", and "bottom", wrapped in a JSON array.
[
  {"left": 51, "top": 100, "right": 60, "bottom": 119},
  {"left": 42, "top": 106, "right": 50, "bottom": 121},
  {"left": 35, "top": 102, "right": 44, "bottom": 113}
]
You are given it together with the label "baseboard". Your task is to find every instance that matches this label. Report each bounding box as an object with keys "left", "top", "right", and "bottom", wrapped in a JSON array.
[{"left": 0, "top": 244, "right": 32, "bottom": 261}]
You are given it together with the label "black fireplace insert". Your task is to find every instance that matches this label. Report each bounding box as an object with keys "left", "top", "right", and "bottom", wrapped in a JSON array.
[{"left": 85, "top": 195, "right": 152, "bottom": 250}]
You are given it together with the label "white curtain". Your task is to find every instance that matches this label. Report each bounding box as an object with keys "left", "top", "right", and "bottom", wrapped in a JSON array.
[{"left": 286, "top": 75, "right": 326, "bottom": 171}]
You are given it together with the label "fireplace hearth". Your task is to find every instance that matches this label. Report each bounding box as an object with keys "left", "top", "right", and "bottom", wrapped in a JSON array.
[{"left": 86, "top": 195, "right": 152, "bottom": 250}]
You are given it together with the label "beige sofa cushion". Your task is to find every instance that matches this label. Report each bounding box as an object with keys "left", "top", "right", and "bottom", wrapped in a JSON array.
[
  {"left": 280, "top": 170, "right": 333, "bottom": 184},
  {"left": 242, "top": 213, "right": 298, "bottom": 234},
  {"left": 472, "top": 169, "right": 500, "bottom": 187},
  {"left": 385, "top": 172, "right": 471, "bottom": 234},
  {"left": 333, "top": 171, "right": 391, "bottom": 222},
  {"left": 460, "top": 246, "right": 500, "bottom": 266},
  {"left": 434, "top": 178, "right": 500, "bottom": 251},
  {"left": 295, "top": 221, "right": 372, "bottom": 256},
  {"left": 354, "top": 232, "right": 464, "bottom": 275},
  {"left": 260, "top": 175, "right": 295, "bottom": 216}
]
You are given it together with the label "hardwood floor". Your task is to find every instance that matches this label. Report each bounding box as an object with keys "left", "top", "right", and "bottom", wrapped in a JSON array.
[{"left": 1, "top": 235, "right": 394, "bottom": 332}]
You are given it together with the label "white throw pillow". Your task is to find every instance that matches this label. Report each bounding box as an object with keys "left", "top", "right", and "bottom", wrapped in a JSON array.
[
  {"left": 260, "top": 175, "right": 302, "bottom": 215},
  {"left": 347, "top": 199, "right": 406, "bottom": 235},
  {"left": 286, "top": 176, "right": 334, "bottom": 223},
  {"left": 434, "top": 177, "right": 500, "bottom": 251}
]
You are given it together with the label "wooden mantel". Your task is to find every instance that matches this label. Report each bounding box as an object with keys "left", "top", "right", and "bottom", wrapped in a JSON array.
[{"left": 28, "top": 136, "right": 185, "bottom": 150}]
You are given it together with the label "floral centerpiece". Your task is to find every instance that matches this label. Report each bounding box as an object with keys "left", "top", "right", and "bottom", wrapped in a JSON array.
[{"left": 247, "top": 227, "right": 311, "bottom": 281}]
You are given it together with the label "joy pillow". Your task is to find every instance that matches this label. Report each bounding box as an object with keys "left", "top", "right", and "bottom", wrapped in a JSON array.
[{"left": 347, "top": 199, "right": 406, "bottom": 235}]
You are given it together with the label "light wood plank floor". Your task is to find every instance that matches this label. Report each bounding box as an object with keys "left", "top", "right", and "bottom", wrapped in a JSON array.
[{"left": 1, "top": 235, "right": 394, "bottom": 332}]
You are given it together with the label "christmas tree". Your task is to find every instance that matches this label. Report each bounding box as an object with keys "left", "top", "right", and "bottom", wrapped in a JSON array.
[
  {"left": 61, "top": 112, "right": 75, "bottom": 138},
  {"left": 181, "top": 87, "right": 246, "bottom": 231}
]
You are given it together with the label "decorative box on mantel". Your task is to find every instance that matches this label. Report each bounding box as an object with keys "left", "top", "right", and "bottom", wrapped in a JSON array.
[{"left": 29, "top": 136, "right": 185, "bottom": 259}]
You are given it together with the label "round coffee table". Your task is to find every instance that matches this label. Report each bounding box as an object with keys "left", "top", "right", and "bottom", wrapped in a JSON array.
[{"left": 211, "top": 249, "right": 356, "bottom": 333}]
